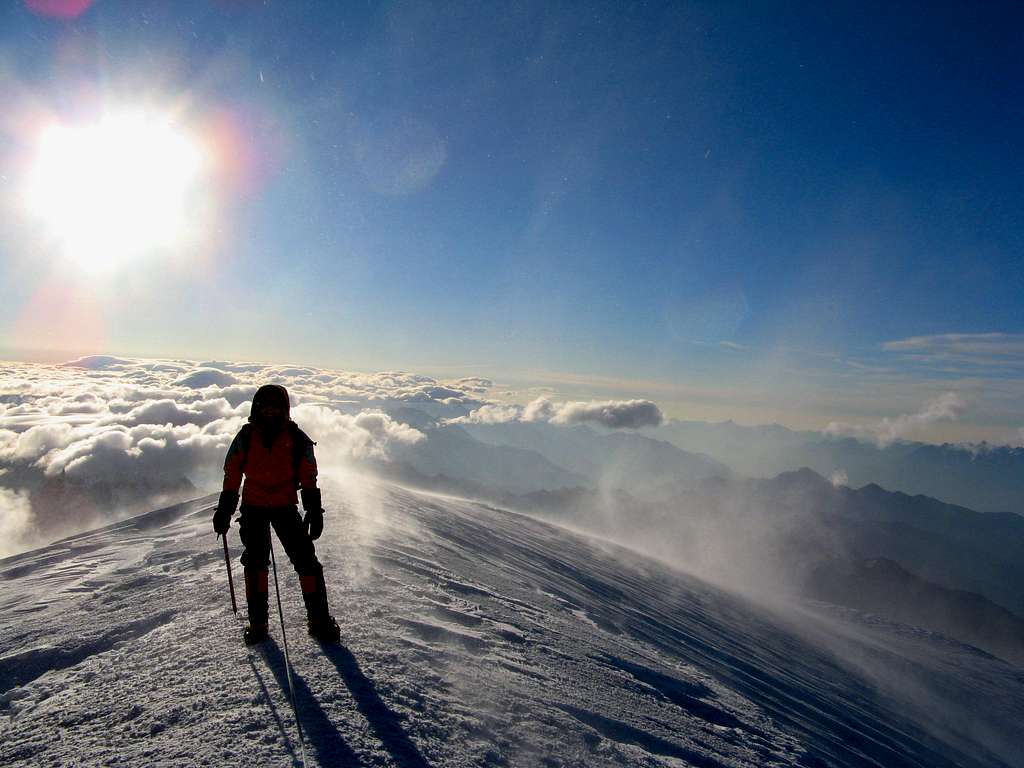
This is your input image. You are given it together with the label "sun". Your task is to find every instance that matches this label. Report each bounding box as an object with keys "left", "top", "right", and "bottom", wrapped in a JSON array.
[{"left": 25, "top": 110, "right": 208, "bottom": 273}]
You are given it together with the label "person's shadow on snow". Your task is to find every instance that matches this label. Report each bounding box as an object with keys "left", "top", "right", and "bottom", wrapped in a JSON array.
[
  {"left": 256, "top": 639, "right": 431, "bottom": 768},
  {"left": 257, "top": 639, "right": 362, "bottom": 767},
  {"left": 322, "top": 642, "right": 433, "bottom": 768}
]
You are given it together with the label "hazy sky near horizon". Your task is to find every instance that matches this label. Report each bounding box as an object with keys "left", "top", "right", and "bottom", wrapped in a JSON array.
[{"left": 0, "top": 1, "right": 1021, "bottom": 441}]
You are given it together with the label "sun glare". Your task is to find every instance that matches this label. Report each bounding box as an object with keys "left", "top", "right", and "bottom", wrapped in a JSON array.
[{"left": 25, "top": 111, "right": 208, "bottom": 273}]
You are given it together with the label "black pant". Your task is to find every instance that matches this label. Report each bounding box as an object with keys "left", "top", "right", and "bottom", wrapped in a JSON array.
[
  {"left": 239, "top": 504, "right": 321, "bottom": 574},
  {"left": 239, "top": 504, "right": 329, "bottom": 624}
]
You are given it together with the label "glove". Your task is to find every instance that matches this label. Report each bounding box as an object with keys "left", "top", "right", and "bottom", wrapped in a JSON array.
[
  {"left": 301, "top": 487, "right": 324, "bottom": 540},
  {"left": 304, "top": 510, "right": 324, "bottom": 541},
  {"left": 213, "top": 490, "right": 239, "bottom": 535}
]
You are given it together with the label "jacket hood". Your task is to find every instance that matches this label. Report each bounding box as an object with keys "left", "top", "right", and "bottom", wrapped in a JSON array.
[{"left": 248, "top": 384, "right": 291, "bottom": 424}]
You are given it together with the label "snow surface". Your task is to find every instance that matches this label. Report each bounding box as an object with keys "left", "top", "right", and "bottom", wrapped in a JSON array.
[{"left": 1, "top": 473, "right": 1022, "bottom": 767}]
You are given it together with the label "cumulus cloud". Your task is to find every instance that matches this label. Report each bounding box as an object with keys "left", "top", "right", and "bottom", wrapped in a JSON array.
[
  {"left": 105, "top": 398, "right": 242, "bottom": 428},
  {"left": 217, "top": 385, "right": 260, "bottom": 407},
  {"left": 543, "top": 398, "right": 663, "bottom": 428},
  {"left": 0, "top": 423, "right": 76, "bottom": 461},
  {"left": 0, "top": 356, "right": 587, "bottom": 556},
  {"left": 451, "top": 404, "right": 523, "bottom": 425},
  {"left": 521, "top": 397, "right": 557, "bottom": 422},
  {"left": 451, "top": 396, "right": 664, "bottom": 429},
  {"left": 829, "top": 469, "right": 849, "bottom": 488},
  {"left": 174, "top": 368, "right": 240, "bottom": 389},
  {"left": 823, "top": 392, "right": 966, "bottom": 447},
  {"left": 33, "top": 422, "right": 238, "bottom": 488},
  {"left": 291, "top": 405, "right": 424, "bottom": 463},
  {"left": 61, "top": 355, "right": 134, "bottom": 370},
  {"left": 0, "top": 357, "right": 474, "bottom": 509}
]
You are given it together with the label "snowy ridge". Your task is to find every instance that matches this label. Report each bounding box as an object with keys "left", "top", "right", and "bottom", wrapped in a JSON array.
[{"left": 1, "top": 475, "right": 1021, "bottom": 767}]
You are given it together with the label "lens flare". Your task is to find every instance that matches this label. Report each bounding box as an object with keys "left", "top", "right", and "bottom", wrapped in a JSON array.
[
  {"left": 24, "top": 0, "right": 93, "bottom": 19},
  {"left": 24, "top": 111, "right": 209, "bottom": 274}
]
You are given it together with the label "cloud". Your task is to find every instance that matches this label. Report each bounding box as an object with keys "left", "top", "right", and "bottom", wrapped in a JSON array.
[
  {"left": 35, "top": 422, "right": 238, "bottom": 487},
  {"left": 521, "top": 397, "right": 557, "bottom": 422},
  {"left": 452, "top": 397, "right": 664, "bottom": 429},
  {"left": 61, "top": 355, "right": 135, "bottom": 370},
  {"left": 882, "top": 333, "right": 1024, "bottom": 372},
  {"left": 829, "top": 469, "right": 849, "bottom": 488},
  {"left": 0, "top": 486, "right": 35, "bottom": 558},
  {"left": 0, "top": 357, "right": 483, "bottom": 533},
  {"left": 823, "top": 392, "right": 966, "bottom": 447},
  {"left": 450, "top": 404, "right": 523, "bottom": 425},
  {"left": 217, "top": 385, "right": 260, "bottom": 407},
  {"left": 0, "top": 355, "right": 530, "bottom": 558},
  {"left": 291, "top": 405, "right": 424, "bottom": 463},
  {"left": 174, "top": 368, "right": 240, "bottom": 389},
  {"left": 0, "top": 423, "right": 76, "bottom": 461},
  {"left": 444, "top": 377, "right": 494, "bottom": 394},
  {"left": 542, "top": 399, "right": 664, "bottom": 429},
  {"left": 106, "top": 398, "right": 242, "bottom": 427}
]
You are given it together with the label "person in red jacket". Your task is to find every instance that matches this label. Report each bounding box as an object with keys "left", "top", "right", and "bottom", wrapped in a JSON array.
[{"left": 213, "top": 383, "right": 340, "bottom": 644}]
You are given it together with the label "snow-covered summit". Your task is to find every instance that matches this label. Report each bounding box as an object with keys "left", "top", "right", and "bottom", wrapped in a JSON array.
[{"left": 1, "top": 474, "right": 1021, "bottom": 767}]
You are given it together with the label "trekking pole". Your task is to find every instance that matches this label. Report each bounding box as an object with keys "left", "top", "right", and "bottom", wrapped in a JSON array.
[
  {"left": 270, "top": 537, "right": 307, "bottom": 768},
  {"left": 219, "top": 533, "right": 237, "bottom": 615}
]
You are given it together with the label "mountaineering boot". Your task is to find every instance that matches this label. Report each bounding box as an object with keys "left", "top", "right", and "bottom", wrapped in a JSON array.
[
  {"left": 300, "top": 569, "right": 340, "bottom": 642},
  {"left": 308, "top": 614, "right": 341, "bottom": 643},
  {"left": 244, "top": 622, "right": 269, "bottom": 645}
]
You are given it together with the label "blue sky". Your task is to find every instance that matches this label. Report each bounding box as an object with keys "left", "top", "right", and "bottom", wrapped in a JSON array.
[{"left": 0, "top": 1, "right": 1021, "bottom": 440}]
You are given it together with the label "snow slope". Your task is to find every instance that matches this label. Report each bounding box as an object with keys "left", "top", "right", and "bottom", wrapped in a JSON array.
[{"left": 1, "top": 473, "right": 1021, "bottom": 767}]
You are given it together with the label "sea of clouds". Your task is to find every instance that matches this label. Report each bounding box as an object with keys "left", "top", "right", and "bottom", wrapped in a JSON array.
[{"left": 0, "top": 355, "right": 662, "bottom": 557}]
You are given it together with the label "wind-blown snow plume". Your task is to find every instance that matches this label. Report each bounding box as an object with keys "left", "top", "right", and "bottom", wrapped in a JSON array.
[
  {"left": 823, "top": 392, "right": 965, "bottom": 447},
  {"left": 0, "top": 485, "right": 35, "bottom": 558},
  {"left": 454, "top": 397, "right": 664, "bottom": 429}
]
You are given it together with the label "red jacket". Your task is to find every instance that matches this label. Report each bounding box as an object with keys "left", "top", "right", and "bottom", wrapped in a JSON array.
[{"left": 223, "top": 423, "right": 318, "bottom": 507}]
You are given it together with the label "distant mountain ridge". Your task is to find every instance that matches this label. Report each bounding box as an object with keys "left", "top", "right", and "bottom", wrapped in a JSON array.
[
  {"left": 689, "top": 468, "right": 1024, "bottom": 615},
  {"left": 361, "top": 407, "right": 1024, "bottom": 664},
  {"left": 653, "top": 420, "right": 1024, "bottom": 514},
  {"left": 461, "top": 467, "right": 1024, "bottom": 663},
  {"left": 458, "top": 420, "right": 730, "bottom": 499},
  {"left": 391, "top": 423, "right": 589, "bottom": 495},
  {"left": 809, "top": 557, "right": 1024, "bottom": 665}
]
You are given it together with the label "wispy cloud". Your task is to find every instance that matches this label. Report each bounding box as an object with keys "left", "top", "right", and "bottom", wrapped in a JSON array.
[
  {"left": 718, "top": 341, "right": 749, "bottom": 352},
  {"left": 452, "top": 396, "right": 664, "bottom": 429},
  {"left": 882, "top": 333, "right": 1024, "bottom": 372},
  {"left": 823, "top": 392, "right": 966, "bottom": 447}
]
